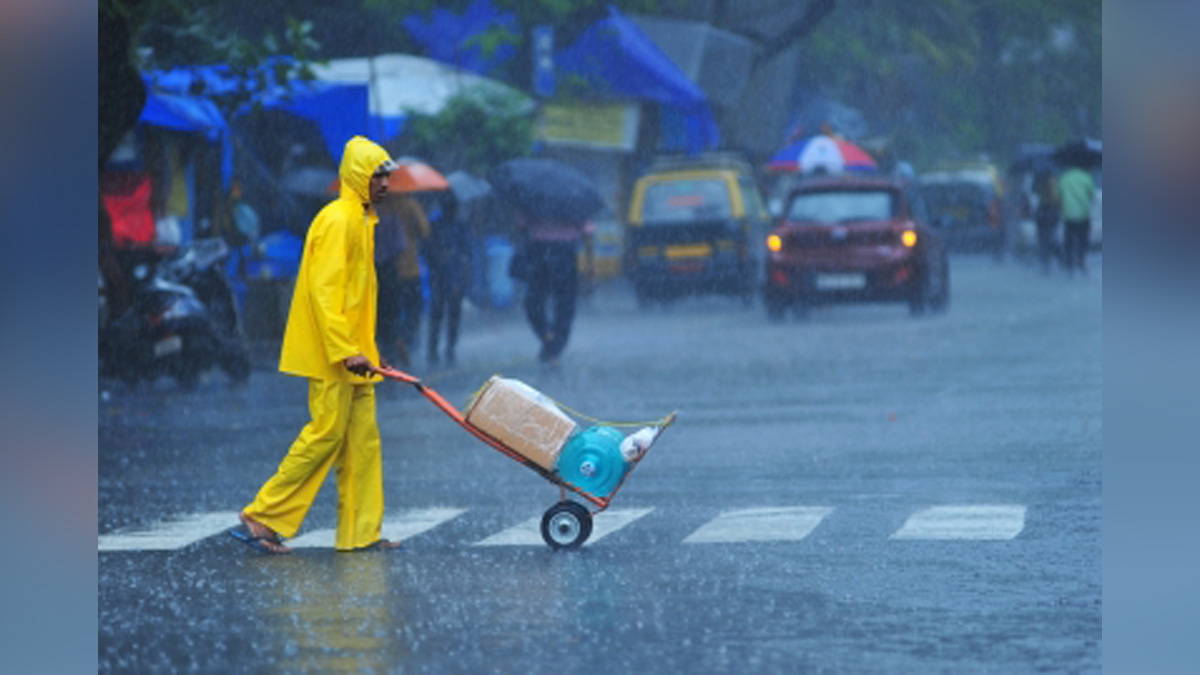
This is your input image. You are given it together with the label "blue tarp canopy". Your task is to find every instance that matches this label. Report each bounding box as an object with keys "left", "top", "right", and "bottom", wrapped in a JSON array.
[
  {"left": 139, "top": 91, "right": 226, "bottom": 140},
  {"left": 142, "top": 64, "right": 370, "bottom": 163},
  {"left": 251, "top": 81, "right": 369, "bottom": 161},
  {"left": 402, "top": 0, "right": 517, "bottom": 76},
  {"left": 556, "top": 6, "right": 720, "bottom": 153},
  {"left": 137, "top": 84, "right": 234, "bottom": 188}
]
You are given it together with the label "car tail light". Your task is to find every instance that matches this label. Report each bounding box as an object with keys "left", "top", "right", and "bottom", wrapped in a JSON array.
[
  {"left": 767, "top": 234, "right": 783, "bottom": 252},
  {"left": 901, "top": 230, "right": 918, "bottom": 247},
  {"left": 894, "top": 265, "right": 912, "bottom": 284},
  {"left": 771, "top": 268, "right": 789, "bottom": 286}
]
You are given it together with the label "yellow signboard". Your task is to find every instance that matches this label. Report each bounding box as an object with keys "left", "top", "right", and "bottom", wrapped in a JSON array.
[{"left": 539, "top": 103, "right": 639, "bottom": 150}]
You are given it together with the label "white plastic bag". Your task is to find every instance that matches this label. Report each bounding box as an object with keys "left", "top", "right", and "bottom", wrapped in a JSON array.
[{"left": 619, "top": 427, "right": 656, "bottom": 462}]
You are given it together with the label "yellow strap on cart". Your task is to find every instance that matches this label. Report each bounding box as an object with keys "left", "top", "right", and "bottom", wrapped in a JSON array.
[{"left": 469, "top": 373, "right": 673, "bottom": 429}]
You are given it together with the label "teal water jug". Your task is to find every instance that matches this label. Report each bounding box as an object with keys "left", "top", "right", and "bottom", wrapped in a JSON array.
[{"left": 556, "top": 426, "right": 627, "bottom": 498}]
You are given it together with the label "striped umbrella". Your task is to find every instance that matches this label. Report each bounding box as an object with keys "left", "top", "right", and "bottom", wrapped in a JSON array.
[{"left": 767, "top": 135, "right": 877, "bottom": 175}]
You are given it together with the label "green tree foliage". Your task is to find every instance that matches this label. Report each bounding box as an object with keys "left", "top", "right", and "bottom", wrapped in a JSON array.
[
  {"left": 392, "top": 89, "right": 536, "bottom": 175},
  {"left": 360, "top": 0, "right": 670, "bottom": 172},
  {"left": 365, "top": 0, "right": 672, "bottom": 86},
  {"left": 117, "top": 0, "right": 325, "bottom": 118},
  {"left": 799, "top": 0, "right": 1101, "bottom": 167}
]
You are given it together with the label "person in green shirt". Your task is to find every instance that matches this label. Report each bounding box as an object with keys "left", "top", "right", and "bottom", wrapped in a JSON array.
[{"left": 1058, "top": 166, "right": 1097, "bottom": 275}]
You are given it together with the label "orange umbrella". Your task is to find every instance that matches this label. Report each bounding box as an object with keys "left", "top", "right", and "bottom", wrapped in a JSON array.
[
  {"left": 391, "top": 159, "right": 450, "bottom": 193},
  {"left": 326, "top": 160, "right": 450, "bottom": 195}
]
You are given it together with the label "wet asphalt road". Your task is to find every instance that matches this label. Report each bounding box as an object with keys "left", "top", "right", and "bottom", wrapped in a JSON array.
[{"left": 99, "top": 254, "right": 1101, "bottom": 673}]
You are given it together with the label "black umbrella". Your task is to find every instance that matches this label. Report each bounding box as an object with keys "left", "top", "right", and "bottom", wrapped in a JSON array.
[
  {"left": 1008, "top": 151, "right": 1057, "bottom": 176},
  {"left": 488, "top": 158, "right": 605, "bottom": 222},
  {"left": 1051, "top": 139, "right": 1102, "bottom": 169}
]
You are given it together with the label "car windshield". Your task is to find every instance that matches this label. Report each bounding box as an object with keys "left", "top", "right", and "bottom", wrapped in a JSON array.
[
  {"left": 785, "top": 189, "right": 896, "bottom": 224},
  {"left": 641, "top": 179, "right": 732, "bottom": 223}
]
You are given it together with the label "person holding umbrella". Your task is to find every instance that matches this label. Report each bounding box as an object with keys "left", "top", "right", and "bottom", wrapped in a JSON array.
[
  {"left": 490, "top": 158, "right": 603, "bottom": 366},
  {"left": 1053, "top": 140, "right": 1100, "bottom": 275},
  {"left": 374, "top": 192, "right": 429, "bottom": 369},
  {"left": 1058, "top": 164, "right": 1097, "bottom": 275},
  {"left": 373, "top": 159, "right": 445, "bottom": 368},
  {"left": 511, "top": 208, "right": 593, "bottom": 365}
]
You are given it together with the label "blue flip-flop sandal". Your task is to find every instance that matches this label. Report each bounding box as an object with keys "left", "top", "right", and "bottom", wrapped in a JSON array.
[{"left": 229, "top": 527, "right": 289, "bottom": 553}]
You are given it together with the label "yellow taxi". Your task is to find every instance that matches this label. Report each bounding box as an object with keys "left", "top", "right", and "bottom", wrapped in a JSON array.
[{"left": 625, "top": 154, "right": 770, "bottom": 305}]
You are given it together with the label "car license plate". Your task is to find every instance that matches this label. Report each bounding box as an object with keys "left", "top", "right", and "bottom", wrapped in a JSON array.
[
  {"left": 669, "top": 260, "right": 705, "bottom": 274},
  {"left": 816, "top": 273, "right": 867, "bottom": 290},
  {"left": 153, "top": 335, "right": 183, "bottom": 357}
]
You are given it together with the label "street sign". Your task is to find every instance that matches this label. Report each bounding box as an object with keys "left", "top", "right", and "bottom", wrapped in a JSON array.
[{"left": 533, "top": 25, "right": 554, "bottom": 98}]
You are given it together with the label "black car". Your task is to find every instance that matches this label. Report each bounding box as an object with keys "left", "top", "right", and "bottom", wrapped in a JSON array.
[{"left": 918, "top": 167, "right": 1005, "bottom": 256}]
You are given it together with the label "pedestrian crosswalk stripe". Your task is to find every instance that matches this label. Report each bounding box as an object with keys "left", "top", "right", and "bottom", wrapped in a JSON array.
[
  {"left": 682, "top": 506, "right": 835, "bottom": 544},
  {"left": 286, "top": 507, "right": 467, "bottom": 549},
  {"left": 98, "top": 511, "right": 241, "bottom": 551},
  {"left": 890, "top": 505, "right": 1027, "bottom": 540},
  {"left": 473, "top": 508, "right": 655, "bottom": 547},
  {"left": 97, "top": 504, "right": 1034, "bottom": 551}
]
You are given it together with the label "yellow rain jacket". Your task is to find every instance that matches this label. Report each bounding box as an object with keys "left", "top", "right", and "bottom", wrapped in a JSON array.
[{"left": 279, "top": 136, "right": 394, "bottom": 383}]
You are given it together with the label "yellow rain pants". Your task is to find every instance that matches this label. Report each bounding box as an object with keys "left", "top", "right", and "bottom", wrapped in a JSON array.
[{"left": 244, "top": 378, "right": 385, "bottom": 550}]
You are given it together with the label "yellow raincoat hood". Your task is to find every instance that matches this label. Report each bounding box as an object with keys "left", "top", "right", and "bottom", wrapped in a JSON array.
[
  {"left": 339, "top": 135, "right": 396, "bottom": 205},
  {"left": 278, "top": 136, "right": 395, "bottom": 382}
]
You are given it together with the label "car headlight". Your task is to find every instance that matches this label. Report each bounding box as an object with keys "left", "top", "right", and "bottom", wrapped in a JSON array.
[
  {"left": 901, "top": 230, "right": 918, "bottom": 247},
  {"left": 767, "top": 234, "right": 782, "bottom": 252}
]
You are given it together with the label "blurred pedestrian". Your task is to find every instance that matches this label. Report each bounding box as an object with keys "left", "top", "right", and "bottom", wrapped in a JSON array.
[
  {"left": 375, "top": 192, "right": 429, "bottom": 367},
  {"left": 373, "top": 195, "right": 407, "bottom": 368},
  {"left": 1032, "top": 167, "right": 1061, "bottom": 273},
  {"left": 425, "top": 193, "right": 473, "bottom": 366},
  {"left": 1058, "top": 165, "right": 1097, "bottom": 275},
  {"left": 510, "top": 209, "right": 593, "bottom": 365},
  {"left": 233, "top": 136, "right": 401, "bottom": 554},
  {"left": 229, "top": 182, "right": 261, "bottom": 246}
]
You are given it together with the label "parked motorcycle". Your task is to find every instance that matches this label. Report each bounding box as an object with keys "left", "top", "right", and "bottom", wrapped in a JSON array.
[
  {"left": 158, "top": 238, "right": 242, "bottom": 336},
  {"left": 100, "top": 239, "right": 251, "bottom": 389}
]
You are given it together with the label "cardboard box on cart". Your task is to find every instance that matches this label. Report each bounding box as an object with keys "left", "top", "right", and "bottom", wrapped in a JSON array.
[{"left": 465, "top": 376, "right": 577, "bottom": 471}]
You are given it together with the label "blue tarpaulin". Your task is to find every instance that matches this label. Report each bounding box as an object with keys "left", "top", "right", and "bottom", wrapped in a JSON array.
[
  {"left": 250, "top": 81, "right": 370, "bottom": 162},
  {"left": 139, "top": 91, "right": 226, "bottom": 140},
  {"left": 138, "top": 87, "right": 234, "bottom": 189},
  {"left": 556, "top": 6, "right": 720, "bottom": 153},
  {"left": 402, "top": 0, "right": 517, "bottom": 76},
  {"left": 142, "top": 64, "right": 371, "bottom": 163}
]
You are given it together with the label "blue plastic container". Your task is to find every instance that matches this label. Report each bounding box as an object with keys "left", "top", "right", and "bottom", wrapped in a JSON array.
[
  {"left": 556, "top": 426, "right": 627, "bottom": 498},
  {"left": 485, "top": 236, "right": 516, "bottom": 308}
]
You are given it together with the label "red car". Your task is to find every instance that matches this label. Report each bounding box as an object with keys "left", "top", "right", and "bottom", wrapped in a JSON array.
[{"left": 763, "top": 176, "right": 950, "bottom": 319}]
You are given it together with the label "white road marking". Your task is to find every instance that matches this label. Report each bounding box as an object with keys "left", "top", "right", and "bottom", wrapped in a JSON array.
[
  {"left": 683, "top": 506, "right": 835, "bottom": 544},
  {"left": 96, "top": 504, "right": 1034, "bottom": 551},
  {"left": 890, "top": 505, "right": 1027, "bottom": 540},
  {"left": 473, "top": 508, "right": 655, "bottom": 547},
  {"left": 98, "top": 511, "right": 241, "bottom": 551},
  {"left": 286, "top": 507, "right": 467, "bottom": 549}
]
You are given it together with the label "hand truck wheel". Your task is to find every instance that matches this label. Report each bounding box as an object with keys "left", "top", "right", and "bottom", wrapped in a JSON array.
[{"left": 540, "top": 501, "right": 593, "bottom": 550}]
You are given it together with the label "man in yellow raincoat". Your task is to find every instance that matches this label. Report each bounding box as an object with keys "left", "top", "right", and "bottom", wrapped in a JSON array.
[{"left": 232, "top": 136, "right": 401, "bottom": 554}]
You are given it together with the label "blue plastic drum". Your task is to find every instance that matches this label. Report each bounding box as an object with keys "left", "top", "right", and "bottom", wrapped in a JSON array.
[{"left": 556, "top": 426, "right": 627, "bottom": 498}]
